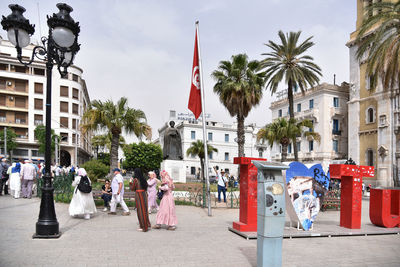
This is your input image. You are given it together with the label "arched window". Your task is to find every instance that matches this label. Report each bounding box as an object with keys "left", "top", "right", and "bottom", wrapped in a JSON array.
[{"left": 365, "top": 106, "right": 376, "bottom": 124}]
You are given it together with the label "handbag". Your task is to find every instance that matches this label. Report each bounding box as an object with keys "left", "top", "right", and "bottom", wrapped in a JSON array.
[{"left": 157, "top": 189, "right": 164, "bottom": 200}]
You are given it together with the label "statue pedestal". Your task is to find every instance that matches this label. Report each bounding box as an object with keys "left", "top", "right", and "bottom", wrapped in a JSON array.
[{"left": 161, "top": 160, "right": 186, "bottom": 183}]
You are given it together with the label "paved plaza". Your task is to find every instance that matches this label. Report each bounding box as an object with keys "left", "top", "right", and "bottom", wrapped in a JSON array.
[{"left": 0, "top": 195, "right": 399, "bottom": 267}]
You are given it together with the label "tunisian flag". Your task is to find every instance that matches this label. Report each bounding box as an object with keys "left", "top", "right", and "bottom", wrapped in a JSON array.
[{"left": 188, "top": 30, "right": 202, "bottom": 119}]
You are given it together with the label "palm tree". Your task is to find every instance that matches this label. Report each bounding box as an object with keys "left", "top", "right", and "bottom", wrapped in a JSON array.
[
  {"left": 82, "top": 97, "right": 151, "bottom": 171},
  {"left": 257, "top": 118, "right": 320, "bottom": 162},
  {"left": 91, "top": 134, "right": 126, "bottom": 158},
  {"left": 186, "top": 140, "right": 218, "bottom": 180},
  {"left": 261, "top": 31, "right": 322, "bottom": 161},
  {"left": 356, "top": 1, "right": 400, "bottom": 93},
  {"left": 212, "top": 53, "right": 265, "bottom": 157}
]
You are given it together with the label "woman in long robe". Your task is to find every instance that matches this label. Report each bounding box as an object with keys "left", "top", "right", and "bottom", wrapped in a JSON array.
[
  {"left": 9, "top": 163, "right": 21, "bottom": 198},
  {"left": 153, "top": 170, "right": 178, "bottom": 230},
  {"left": 130, "top": 168, "right": 151, "bottom": 232},
  {"left": 69, "top": 168, "right": 97, "bottom": 219},
  {"left": 147, "top": 171, "right": 159, "bottom": 213}
]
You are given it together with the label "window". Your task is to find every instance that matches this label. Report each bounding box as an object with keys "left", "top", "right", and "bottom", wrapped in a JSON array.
[
  {"left": 34, "top": 68, "right": 45, "bottom": 76},
  {"left": 208, "top": 132, "right": 213, "bottom": 141},
  {"left": 60, "top": 132, "right": 68, "bottom": 142},
  {"left": 31, "top": 150, "right": 44, "bottom": 157},
  {"left": 34, "top": 114, "right": 43, "bottom": 125},
  {"left": 34, "top": 83, "right": 43, "bottom": 94},
  {"left": 12, "top": 148, "right": 28, "bottom": 156},
  {"left": 0, "top": 95, "right": 5, "bottom": 106},
  {"left": 72, "top": 134, "right": 76, "bottom": 144},
  {"left": 208, "top": 151, "right": 213, "bottom": 159},
  {"left": 15, "top": 97, "right": 26, "bottom": 108},
  {"left": 14, "top": 129, "right": 27, "bottom": 139},
  {"left": 366, "top": 107, "right": 375, "bottom": 123},
  {"left": 367, "top": 149, "right": 374, "bottom": 166},
  {"left": 72, "top": 74, "right": 79, "bottom": 82},
  {"left": 278, "top": 109, "right": 282, "bottom": 117},
  {"left": 297, "top": 142, "right": 301, "bottom": 152},
  {"left": 191, "top": 167, "right": 196, "bottom": 175},
  {"left": 333, "top": 140, "right": 339, "bottom": 153},
  {"left": 72, "top": 88, "right": 79, "bottom": 99},
  {"left": 15, "top": 80, "right": 26, "bottom": 92},
  {"left": 258, "top": 150, "right": 263, "bottom": 158},
  {"left": 72, "top": 103, "right": 79, "bottom": 115},
  {"left": 365, "top": 75, "right": 374, "bottom": 90},
  {"left": 297, "top": 103, "right": 301, "bottom": 112},
  {"left": 309, "top": 140, "right": 314, "bottom": 152},
  {"left": 225, "top": 134, "right": 229, "bottom": 142},
  {"left": 288, "top": 143, "right": 292, "bottom": 154},
  {"left": 0, "top": 63, "right": 7, "bottom": 71},
  {"left": 333, "top": 119, "right": 339, "bottom": 132},
  {"left": 309, "top": 99, "right": 314, "bottom": 109},
  {"left": 333, "top": 97, "right": 339, "bottom": 107},
  {"left": 0, "top": 78, "right": 6, "bottom": 89},
  {"left": 60, "top": 86, "right": 69, "bottom": 97},
  {"left": 225, "top": 152, "right": 229, "bottom": 161},
  {"left": 191, "top": 131, "right": 196, "bottom": 140},
  {"left": 60, "top": 117, "right": 69, "bottom": 128},
  {"left": 15, "top": 112, "right": 26, "bottom": 124},
  {"left": 72, "top": 119, "right": 77, "bottom": 129},
  {"left": 60, "top": 101, "right": 69, "bottom": 113},
  {"left": 14, "top": 66, "right": 27, "bottom": 73}
]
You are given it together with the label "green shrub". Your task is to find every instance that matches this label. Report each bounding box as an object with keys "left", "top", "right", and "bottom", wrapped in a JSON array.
[{"left": 81, "top": 160, "right": 109, "bottom": 182}]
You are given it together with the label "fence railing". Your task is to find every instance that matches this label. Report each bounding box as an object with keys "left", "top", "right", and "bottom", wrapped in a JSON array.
[{"left": 37, "top": 174, "right": 75, "bottom": 202}]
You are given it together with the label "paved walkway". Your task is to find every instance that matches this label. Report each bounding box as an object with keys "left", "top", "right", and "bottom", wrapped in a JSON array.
[{"left": 0, "top": 195, "right": 399, "bottom": 266}]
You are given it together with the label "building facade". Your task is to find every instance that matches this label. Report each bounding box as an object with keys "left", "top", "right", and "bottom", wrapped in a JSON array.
[
  {"left": 156, "top": 111, "right": 268, "bottom": 179},
  {"left": 347, "top": 0, "right": 400, "bottom": 187},
  {"left": 269, "top": 83, "right": 350, "bottom": 171},
  {"left": 0, "top": 37, "right": 92, "bottom": 165}
]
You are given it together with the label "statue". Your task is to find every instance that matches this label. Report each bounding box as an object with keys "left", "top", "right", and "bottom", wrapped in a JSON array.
[{"left": 163, "top": 121, "right": 183, "bottom": 160}]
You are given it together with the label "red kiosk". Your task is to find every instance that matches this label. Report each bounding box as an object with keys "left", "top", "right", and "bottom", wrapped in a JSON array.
[
  {"left": 232, "top": 157, "right": 266, "bottom": 232},
  {"left": 329, "top": 164, "right": 374, "bottom": 229}
]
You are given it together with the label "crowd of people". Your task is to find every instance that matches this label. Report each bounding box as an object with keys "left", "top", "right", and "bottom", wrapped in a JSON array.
[{"left": 68, "top": 166, "right": 178, "bottom": 232}]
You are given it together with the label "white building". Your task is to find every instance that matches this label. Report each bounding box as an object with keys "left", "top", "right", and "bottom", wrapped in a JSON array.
[
  {"left": 269, "top": 83, "right": 350, "bottom": 171},
  {"left": 0, "top": 37, "right": 92, "bottom": 165},
  {"left": 155, "top": 111, "right": 268, "bottom": 179}
]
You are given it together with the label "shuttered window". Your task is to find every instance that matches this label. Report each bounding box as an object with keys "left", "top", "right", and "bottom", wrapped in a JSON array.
[
  {"left": 15, "top": 97, "right": 26, "bottom": 108},
  {"left": 60, "top": 86, "right": 69, "bottom": 97},
  {"left": 34, "top": 83, "right": 43, "bottom": 94},
  {"left": 72, "top": 103, "right": 79, "bottom": 114},
  {"left": 72, "top": 88, "right": 79, "bottom": 99},
  {"left": 60, "top": 101, "right": 69, "bottom": 113},
  {"left": 34, "top": 98, "right": 43, "bottom": 110},
  {"left": 60, "top": 117, "right": 69, "bottom": 128}
]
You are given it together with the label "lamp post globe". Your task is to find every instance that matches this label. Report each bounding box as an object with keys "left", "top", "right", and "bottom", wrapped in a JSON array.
[{"left": 1, "top": 3, "right": 80, "bottom": 239}]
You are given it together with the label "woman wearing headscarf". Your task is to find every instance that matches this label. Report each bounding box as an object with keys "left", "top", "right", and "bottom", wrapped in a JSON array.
[
  {"left": 129, "top": 168, "right": 151, "bottom": 232},
  {"left": 147, "top": 171, "right": 159, "bottom": 213},
  {"left": 69, "top": 168, "right": 97, "bottom": 219},
  {"left": 9, "top": 162, "right": 21, "bottom": 198},
  {"left": 153, "top": 170, "right": 178, "bottom": 230}
]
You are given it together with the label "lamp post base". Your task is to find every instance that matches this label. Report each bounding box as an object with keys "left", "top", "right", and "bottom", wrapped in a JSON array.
[{"left": 33, "top": 220, "right": 61, "bottom": 239}]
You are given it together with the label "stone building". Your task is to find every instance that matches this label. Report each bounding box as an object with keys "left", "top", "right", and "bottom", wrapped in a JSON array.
[
  {"left": 346, "top": 0, "right": 400, "bottom": 187},
  {"left": 0, "top": 37, "right": 92, "bottom": 165},
  {"left": 154, "top": 110, "right": 268, "bottom": 181},
  {"left": 269, "top": 83, "right": 350, "bottom": 171}
]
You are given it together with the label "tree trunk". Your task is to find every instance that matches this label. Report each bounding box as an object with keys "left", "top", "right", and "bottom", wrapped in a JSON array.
[
  {"left": 288, "top": 80, "right": 298, "bottom": 161},
  {"left": 110, "top": 132, "right": 120, "bottom": 173},
  {"left": 200, "top": 158, "right": 204, "bottom": 180},
  {"left": 237, "top": 114, "right": 245, "bottom": 157},
  {"left": 281, "top": 144, "right": 288, "bottom": 162}
]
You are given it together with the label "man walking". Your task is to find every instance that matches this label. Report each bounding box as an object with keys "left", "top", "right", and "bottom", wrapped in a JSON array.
[
  {"left": 109, "top": 168, "right": 130, "bottom": 216},
  {"left": 0, "top": 158, "right": 10, "bottom": 195},
  {"left": 21, "top": 160, "right": 37, "bottom": 198}
]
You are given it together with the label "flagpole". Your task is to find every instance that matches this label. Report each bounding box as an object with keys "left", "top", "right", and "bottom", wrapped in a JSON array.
[{"left": 196, "top": 21, "right": 212, "bottom": 216}]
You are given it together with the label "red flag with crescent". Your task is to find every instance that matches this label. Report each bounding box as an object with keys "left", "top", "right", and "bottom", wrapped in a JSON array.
[{"left": 188, "top": 30, "right": 202, "bottom": 119}]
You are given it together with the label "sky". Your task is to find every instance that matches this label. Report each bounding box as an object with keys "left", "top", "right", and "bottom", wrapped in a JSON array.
[{"left": 0, "top": 0, "right": 356, "bottom": 142}]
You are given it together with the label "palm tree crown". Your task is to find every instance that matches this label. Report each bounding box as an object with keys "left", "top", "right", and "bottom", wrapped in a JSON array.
[
  {"left": 82, "top": 97, "right": 151, "bottom": 171},
  {"left": 186, "top": 140, "right": 217, "bottom": 180},
  {"left": 261, "top": 31, "right": 322, "bottom": 160},
  {"left": 257, "top": 118, "right": 320, "bottom": 162},
  {"left": 356, "top": 1, "right": 400, "bottom": 93},
  {"left": 212, "top": 53, "right": 265, "bottom": 157}
]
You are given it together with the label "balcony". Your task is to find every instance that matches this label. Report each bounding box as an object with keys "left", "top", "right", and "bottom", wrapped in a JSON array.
[
  {"left": 296, "top": 108, "right": 319, "bottom": 122},
  {"left": 0, "top": 117, "right": 5, "bottom": 122},
  {"left": 332, "top": 129, "right": 342, "bottom": 135},
  {"left": 15, "top": 118, "right": 27, "bottom": 125},
  {"left": 34, "top": 120, "right": 43, "bottom": 126}
]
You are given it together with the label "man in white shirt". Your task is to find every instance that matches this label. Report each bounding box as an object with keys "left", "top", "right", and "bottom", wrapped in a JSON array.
[
  {"left": 108, "top": 168, "right": 130, "bottom": 216},
  {"left": 21, "top": 160, "right": 37, "bottom": 199},
  {"left": 214, "top": 166, "right": 227, "bottom": 203}
]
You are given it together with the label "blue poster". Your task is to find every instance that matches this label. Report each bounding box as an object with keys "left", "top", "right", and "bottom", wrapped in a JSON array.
[{"left": 286, "top": 162, "right": 330, "bottom": 230}]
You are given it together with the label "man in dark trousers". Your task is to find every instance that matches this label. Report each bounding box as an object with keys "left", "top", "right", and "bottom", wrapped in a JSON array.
[{"left": 0, "top": 158, "right": 10, "bottom": 195}]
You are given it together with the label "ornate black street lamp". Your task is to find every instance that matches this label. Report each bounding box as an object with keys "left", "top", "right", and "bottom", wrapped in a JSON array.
[{"left": 1, "top": 3, "right": 80, "bottom": 238}]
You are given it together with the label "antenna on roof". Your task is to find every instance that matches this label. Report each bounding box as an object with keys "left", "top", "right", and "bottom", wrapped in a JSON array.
[{"left": 334, "top": 74, "right": 336, "bottom": 85}]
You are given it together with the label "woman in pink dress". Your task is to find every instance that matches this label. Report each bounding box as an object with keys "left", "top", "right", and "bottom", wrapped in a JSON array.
[
  {"left": 147, "top": 171, "right": 159, "bottom": 213},
  {"left": 153, "top": 170, "right": 177, "bottom": 230}
]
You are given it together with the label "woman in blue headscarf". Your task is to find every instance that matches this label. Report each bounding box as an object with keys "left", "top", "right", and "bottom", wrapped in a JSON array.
[{"left": 9, "top": 162, "right": 21, "bottom": 199}]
